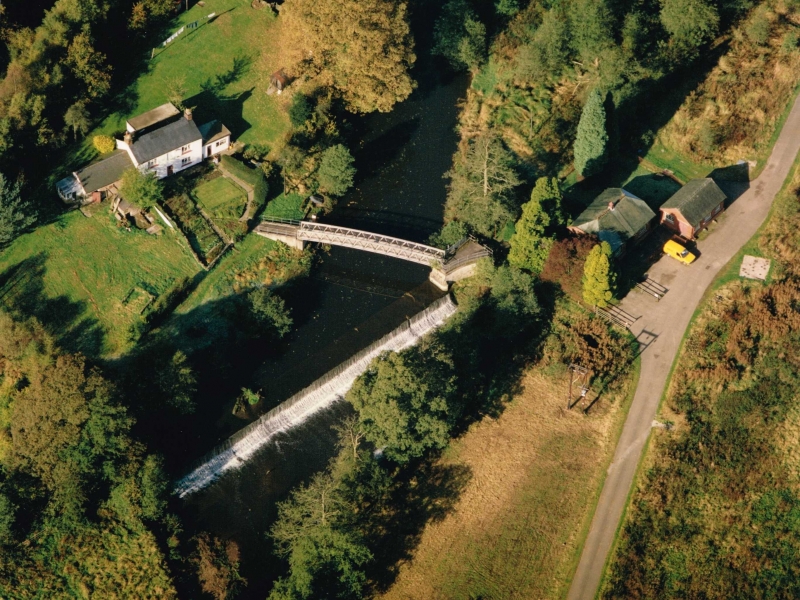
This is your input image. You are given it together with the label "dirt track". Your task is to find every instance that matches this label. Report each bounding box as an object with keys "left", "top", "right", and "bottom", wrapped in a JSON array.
[{"left": 566, "top": 93, "right": 800, "bottom": 600}]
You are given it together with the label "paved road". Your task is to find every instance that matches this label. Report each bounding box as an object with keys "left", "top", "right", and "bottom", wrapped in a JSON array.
[{"left": 566, "top": 93, "right": 800, "bottom": 600}]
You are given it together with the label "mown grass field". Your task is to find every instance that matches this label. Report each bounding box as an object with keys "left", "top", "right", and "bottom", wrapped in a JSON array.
[
  {"left": 0, "top": 207, "right": 200, "bottom": 357},
  {"left": 381, "top": 362, "right": 636, "bottom": 600},
  {"left": 194, "top": 176, "right": 248, "bottom": 219},
  {"left": 69, "top": 0, "right": 289, "bottom": 170}
]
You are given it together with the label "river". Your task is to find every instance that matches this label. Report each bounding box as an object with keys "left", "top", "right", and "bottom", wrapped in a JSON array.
[{"left": 181, "top": 13, "right": 468, "bottom": 598}]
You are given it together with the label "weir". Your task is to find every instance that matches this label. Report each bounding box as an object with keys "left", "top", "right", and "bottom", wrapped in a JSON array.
[{"left": 174, "top": 294, "right": 459, "bottom": 498}]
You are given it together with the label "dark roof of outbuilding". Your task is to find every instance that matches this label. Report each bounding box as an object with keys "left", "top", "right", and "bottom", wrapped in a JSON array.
[
  {"left": 127, "top": 103, "right": 180, "bottom": 131},
  {"left": 129, "top": 117, "right": 202, "bottom": 164},
  {"left": 572, "top": 188, "right": 656, "bottom": 253},
  {"left": 660, "top": 178, "right": 726, "bottom": 227},
  {"left": 75, "top": 150, "right": 132, "bottom": 194},
  {"left": 198, "top": 120, "right": 231, "bottom": 145}
]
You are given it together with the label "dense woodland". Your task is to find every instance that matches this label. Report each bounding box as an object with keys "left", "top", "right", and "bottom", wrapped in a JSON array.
[{"left": 0, "top": 0, "right": 798, "bottom": 598}]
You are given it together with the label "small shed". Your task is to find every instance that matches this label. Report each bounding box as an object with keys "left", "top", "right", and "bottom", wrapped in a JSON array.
[
  {"left": 569, "top": 188, "right": 657, "bottom": 256},
  {"left": 659, "top": 178, "right": 726, "bottom": 239},
  {"left": 268, "top": 69, "right": 291, "bottom": 95}
]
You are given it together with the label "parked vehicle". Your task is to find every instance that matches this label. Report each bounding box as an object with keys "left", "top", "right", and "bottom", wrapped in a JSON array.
[{"left": 663, "top": 239, "right": 696, "bottom": 265}]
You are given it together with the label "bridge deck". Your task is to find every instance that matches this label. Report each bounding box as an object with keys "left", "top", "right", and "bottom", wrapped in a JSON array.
[
  {"left": 297, "top": 221, "right": 445, "bottom": 266},
  {"left": 255, "top": 219, "right": 490, "bottom": 270}
]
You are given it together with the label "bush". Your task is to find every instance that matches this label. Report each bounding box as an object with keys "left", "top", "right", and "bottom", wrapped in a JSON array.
[
  {"left": 745, "top": 9, "right": 771, "bottom": 46},
  {"left": 289, "top": 93, "right": 313, "bottom": 128},
  {"left": 93, "top": 135, "right": 116, "bottom": 154}
]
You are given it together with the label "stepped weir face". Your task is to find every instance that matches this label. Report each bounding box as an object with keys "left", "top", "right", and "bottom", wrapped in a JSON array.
[{"left": 174, "top": 294, "right": 459, "bottom": 498}]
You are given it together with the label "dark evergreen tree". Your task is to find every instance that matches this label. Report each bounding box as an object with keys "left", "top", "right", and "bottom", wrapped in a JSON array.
[{"left": 574, "top": 89, "right": 609, "bottom": 177}]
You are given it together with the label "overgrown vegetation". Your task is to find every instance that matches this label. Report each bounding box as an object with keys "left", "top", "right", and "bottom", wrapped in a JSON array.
[{"left": 164, "top": 192, "right": 226, "bottom": 266}]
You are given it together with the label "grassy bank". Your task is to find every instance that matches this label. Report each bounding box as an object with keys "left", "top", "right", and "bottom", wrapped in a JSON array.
[
  {"left": 380, "top": 327, "right": 637, "bottom": 600},
  {"left": 0, "top": 206, "right": 200, "bottom": 357},
  {"left": 68, "top": 0, "right": 289, "bottom": 170}
]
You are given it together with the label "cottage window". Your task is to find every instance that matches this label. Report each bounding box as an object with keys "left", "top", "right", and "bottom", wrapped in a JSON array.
[
  {"left": 181, "top": 157, "right": 192, "bottom": 166},
  {"left": 215, "top": 139, "right": 226, "bottom": 147},
  {"left": 181, "top": 145, "right": 191, "bottom": 154},
  {"left": 664, "top": 213, "right": 675, "bottom": 223},
  {"left": 148, "top": 159, "right": 157, "bottom": 168}
]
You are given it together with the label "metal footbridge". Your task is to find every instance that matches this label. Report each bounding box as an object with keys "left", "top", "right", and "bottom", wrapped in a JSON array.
[{"left": 254, "top": 218, "right": 491, "bottom": 288}]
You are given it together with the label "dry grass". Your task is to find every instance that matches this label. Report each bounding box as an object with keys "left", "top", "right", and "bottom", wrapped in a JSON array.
[
  {"left": 380, "top": 366, "right": 635, "bottom": 600},
  {"left": 659, "top": 5, "right": 800, "bottom": 165}
]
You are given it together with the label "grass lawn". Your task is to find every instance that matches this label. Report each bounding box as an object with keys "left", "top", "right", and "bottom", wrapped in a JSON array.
[
  {"left": 69, "top": 0, "right": 289, "bottom": 170},
  {"left": 642, "top": 140, "right": 715, "bottom": 183},
  {"left": 263, "top": 193, "right": 306, "bottom": 220},
  {"left": 380, "top": 360, "right": 637, "bottom": 600},
  {"left": 194, "top": 176, "right": 248, "bottom": 219},
  {"left": 0, "top": 207, "right": 200, "bottom": 358}
]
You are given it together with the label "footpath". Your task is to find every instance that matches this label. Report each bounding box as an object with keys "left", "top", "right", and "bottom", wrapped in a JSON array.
[{"left": 567, "top": 92, "right": 800, "bottom": 600}]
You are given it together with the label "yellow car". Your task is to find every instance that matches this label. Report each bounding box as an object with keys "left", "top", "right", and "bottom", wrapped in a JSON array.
[{"left": 663, "top": 239, "right": 696, "bottom": 265}]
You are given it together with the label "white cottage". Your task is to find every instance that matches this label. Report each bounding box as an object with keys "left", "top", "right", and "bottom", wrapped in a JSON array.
[{"left": 57, "top": 102, "right": 232, "bottom": 203}]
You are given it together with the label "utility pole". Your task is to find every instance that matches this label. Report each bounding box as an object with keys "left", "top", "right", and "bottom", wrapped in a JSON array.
[{"left": 566, "top": 363, "right": 590, "bottom": 410}]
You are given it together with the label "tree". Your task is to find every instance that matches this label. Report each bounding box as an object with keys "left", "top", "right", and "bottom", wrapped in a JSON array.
[
  {"left": 433, "top": 0, "right": 487, "bottom": 71},
  {"left": 508, "top": 176, "right": 564, "bottom": 274},
  {"left": 64, "top": 101, "right": 91, "bottom": 140},
  {"left": 270, "top": 472, "right": 371, "bottom": 600},
  {"left": 120, "top": 167, "right": 163, "bottom": 209},
  {"left": 66, "top": 32, "right": 112, "bottom": 98},
  {"left": 660, "top": 0, "right": 719, "bottom": 49},
  {"left": 93, "top": 135, "right": 115, "bottom": 154},
  {"left": 282, "top": 0, "right": 416, "bottom": 113},
  {"left": 347, "top": 342, "right": 458, "bottom": 463},
  {"left": 9, "top": 353, "right": 133, "bottom": 504},
  {"left": 582, "top": 241, "right": 616, "bottom": 307},
  {"left": 165, "top": 76, "right": 187, "bottom": 109},
  {"left": 0, "top": 173, "right": 35, "bottom": 247},
  {"left": 316, "top": 144, "right": 356, "bottom": 196},
  {"left": 429, "top": 220, "right": 470, "bottom": 249},
  {"left": 247, "top": 288, "right": 293, "bottom": 338},
  {"left": 154, "top": 350, "right": 197, "bottom": 414},
  {"left": 0, "top": 494, "right": 15, "bottom": 544},
  {"left": 289, "top": 93, "right": 313, "bottom": 128},
  {"left": 444, "top": 131, "right": 521, "bottom": 237},
  {"left": 574, "top": 89, "right": 609, "bottom": 177},
  {"left": 540, "top": 234, "right": 597, "bottom": 302}
]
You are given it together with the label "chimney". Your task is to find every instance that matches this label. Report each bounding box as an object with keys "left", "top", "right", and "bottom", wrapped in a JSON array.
[
  {"left": 608, "top": 201, "right": 615, "bottom": 211},
  {"left": 123, "top": 131, "right": 132, "bottom": 145},
  {"left": 184, "top": 107, "right": 193, "bottom": 121}
]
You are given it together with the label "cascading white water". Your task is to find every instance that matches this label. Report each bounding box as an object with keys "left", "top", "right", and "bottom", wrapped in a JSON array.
[{"left": 174, "top": 294, "right": 458, "bottom": 498}]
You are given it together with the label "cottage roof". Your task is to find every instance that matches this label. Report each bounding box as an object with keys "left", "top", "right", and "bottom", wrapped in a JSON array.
[
  {"left": 129, "top": 117, "right": 202, "bottom": 164},
  {"left": 198, "top": 120, "right": 231, "bottom": 145},
  {"left": 127, "top": 103, "right": 181, "bottom": 132},
  {"left": 572, "top": 188, "right": 656, "bottom": 253},
  {"left": 660, "top": 178, "right": 726, "bottom": 227},
  {"left": 75, "top": 150, "right": 132, "bottom": 194}
]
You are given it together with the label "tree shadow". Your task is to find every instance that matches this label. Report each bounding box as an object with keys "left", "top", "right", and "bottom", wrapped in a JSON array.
[
  {"left": 0, "top": 253, "right": 105, "bottom": 356},
  {"left": 365, "top": 460, "right": 473, "bottom": 592}
]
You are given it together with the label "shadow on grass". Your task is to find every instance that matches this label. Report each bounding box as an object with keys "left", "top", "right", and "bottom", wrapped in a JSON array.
[
  {"left": 184, "top": 88, "right": 254, "bottom": 139},
  {"left": 0, "top": 253, "right": 105, "bottom": 356}
]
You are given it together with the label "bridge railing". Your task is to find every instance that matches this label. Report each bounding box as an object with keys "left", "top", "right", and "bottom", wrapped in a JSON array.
[{"left": 259, "top": 216, "right": 302, "bottom": 226}]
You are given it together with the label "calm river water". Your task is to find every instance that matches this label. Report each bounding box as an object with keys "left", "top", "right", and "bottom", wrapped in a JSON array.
[{"left": 182, "top": 25, "right": 468, "bottom": 598}]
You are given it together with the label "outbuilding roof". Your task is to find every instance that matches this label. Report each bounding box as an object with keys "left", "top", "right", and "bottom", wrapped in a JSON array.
[
  {"left": 129, "top": 117, "right": 202, "bottom": 164},
  {"left": 75, "top": 150, "right": 132, "bottom": 194},
  {"left": 660, "top": 178, "right": 726, "bottom": 227},
  {"left": 127, "top": 102, "right": 181, "bottom": 131},
  {"left": 572, "top": 188, "right": 656, "bottom": 254}
]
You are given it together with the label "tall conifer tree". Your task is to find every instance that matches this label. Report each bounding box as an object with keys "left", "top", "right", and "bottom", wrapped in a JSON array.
[
  {"left": 508, "top": 176, "right": 564, "bottom": 274},
  {"left": 582, "top": 241, "right": 616, "bottom": 307},
  {"left": 574, "top": 89, "right": 609, "bottom": 177}
]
